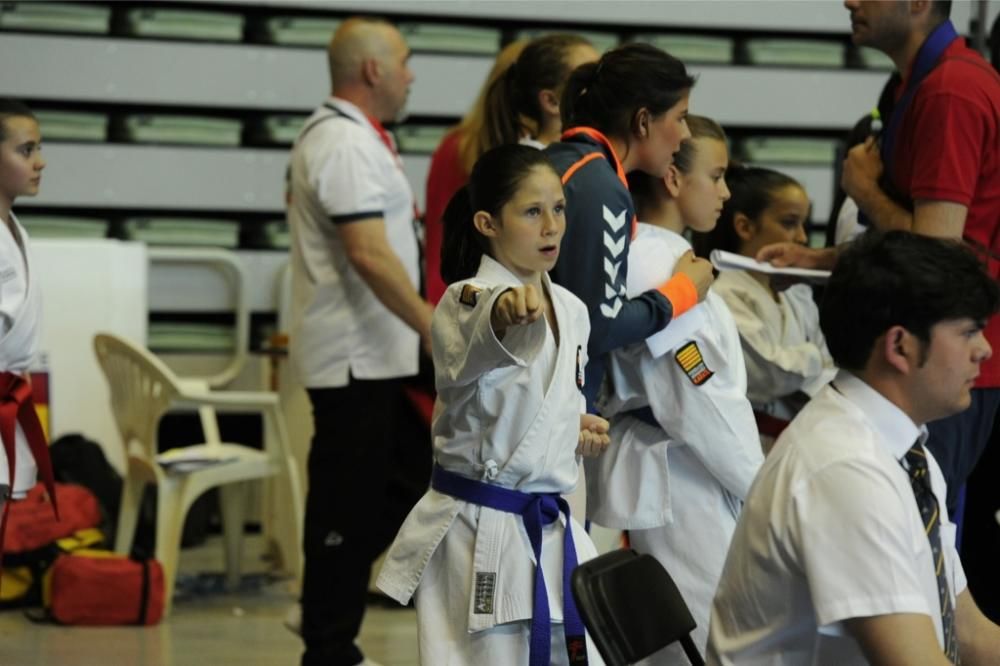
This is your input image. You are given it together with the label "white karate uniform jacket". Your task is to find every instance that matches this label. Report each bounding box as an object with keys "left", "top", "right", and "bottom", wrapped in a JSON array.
[
  {"left": 588, "top": 225, "right": 764, "bottom": 655},
  {"left": 0, "top": 212, "right": 41, "bottom": 498},
  {"left": 713, "top": 269, "right": 836, "bottom": 421},
  {"left": 377, "top": 255, "right": 602, "bottom": 664}
]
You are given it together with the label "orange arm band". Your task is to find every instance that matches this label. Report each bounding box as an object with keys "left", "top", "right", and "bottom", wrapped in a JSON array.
[{"left": 657, "top": 273, "right": 698, "bottom": 318}]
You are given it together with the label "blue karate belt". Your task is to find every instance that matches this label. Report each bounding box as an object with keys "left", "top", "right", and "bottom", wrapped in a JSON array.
[
  {"left": 623, "top": 405, "right": 658, "bottom": 429},
  {"left": 431, "top": 464, "right": 589, "bottom": 665}
]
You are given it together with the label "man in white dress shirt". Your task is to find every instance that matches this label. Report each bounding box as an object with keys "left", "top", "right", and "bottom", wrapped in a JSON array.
[
  {"left": 708, "top": 231, "right": 1000, "bottom": 665},
  {"left": 287, "top": 18, "right": 433, "bottom": 666}
]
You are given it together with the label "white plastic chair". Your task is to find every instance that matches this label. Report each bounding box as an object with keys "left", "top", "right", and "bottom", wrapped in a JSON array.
[{"left": 93, "top": 332, "right": 304, "bottom": 615}]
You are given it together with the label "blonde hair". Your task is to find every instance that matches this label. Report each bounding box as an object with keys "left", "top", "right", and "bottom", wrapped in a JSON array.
[{"left": 455, "top": 39, "right": 528, "bottom": 174}]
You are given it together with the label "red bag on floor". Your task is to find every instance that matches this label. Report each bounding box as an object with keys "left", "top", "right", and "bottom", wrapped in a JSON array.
[
  {"left": 3, "top": 483, "right": 101, "bottom": 555},
  {"left": 1, "top": 483, "right": 103, "bottom": 605},
  {"left": 44, "top": 551, "right": 164, "bottom": 625}
]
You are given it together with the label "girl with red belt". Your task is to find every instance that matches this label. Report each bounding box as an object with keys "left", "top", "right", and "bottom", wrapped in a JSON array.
[{"left": 0, "top": 99, "right": 56, "bottom": 526}]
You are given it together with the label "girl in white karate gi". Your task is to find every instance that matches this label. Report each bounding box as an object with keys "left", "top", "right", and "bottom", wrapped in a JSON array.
[
  {"left": 589, "top": 117, "right": 764, "bottom": 660},
  {"left": 0, "top": 100, "right": 55, "bottom": 515},
  {"left": 692, "top": 166, "right": 836, "bottom": 448},
  {"left": 377, "top": 144, "right": 610, "bottom": 666}
]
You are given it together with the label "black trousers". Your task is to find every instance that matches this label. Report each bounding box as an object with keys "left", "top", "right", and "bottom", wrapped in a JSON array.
[
  {"left": 926, "top": 387, "right": 1000, "bottom": 515},
  {"left": 926, "top": 388, "right": 1000, "bottom": 623},
  {"left": 959, "top": 394, "right": 1000, "bottom": 623},
  {"left": 300, "top": 374, "right": 431, "bottom": 666}
]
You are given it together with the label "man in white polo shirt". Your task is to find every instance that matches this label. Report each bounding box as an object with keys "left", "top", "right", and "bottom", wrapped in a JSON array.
[
  {"left": 708, "top": 231, "right": 1000, "bottom": 665},
  {"left": 287, "top": 17, "right": 433, "bottom": 666}
]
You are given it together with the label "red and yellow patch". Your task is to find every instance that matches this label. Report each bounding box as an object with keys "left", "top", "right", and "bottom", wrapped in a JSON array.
[{"left": 674, "top": 341, "right": 714, "bottom": 386}]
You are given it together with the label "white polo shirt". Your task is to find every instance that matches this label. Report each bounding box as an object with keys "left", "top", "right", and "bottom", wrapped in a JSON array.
[
  {"left": 707, "top": 371, "right": 966, "bottom": 665},
  {"left": 287, "top": 97, "right": 420, "bottom": 388}
]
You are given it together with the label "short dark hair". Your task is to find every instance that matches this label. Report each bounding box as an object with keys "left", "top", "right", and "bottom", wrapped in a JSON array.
[
  {"left": 0, "top": 99, "right": 35, "bottom": 143},
  {"left": 440, "top": 144, "right": 560, "bottom": 283},
  {"left": 483, "top": 34, "right": 594, "bottom": 147},
  {"left": 628, "top": 114, "right": 727, "bottom": 219},
  {"left": 561, "top": 42, "right": 695, "bottom": 141},
  {"left": 820, "top": 230, "right": 1000, "bottom": 371},
  {"left": 690, "top": 164, "right": 800, "bottom": 256}
]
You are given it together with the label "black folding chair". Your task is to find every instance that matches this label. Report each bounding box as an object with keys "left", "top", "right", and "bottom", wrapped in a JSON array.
[{"left": 571, "top": 548, "right": 705, "bottom": 666}]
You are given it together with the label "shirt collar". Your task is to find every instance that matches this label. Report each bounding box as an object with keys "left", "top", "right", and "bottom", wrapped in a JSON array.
[
  {"left": 560, "top": 127, "right": 627, "bottom": 188},
  {"left": 832, "top": 370, "right": 928, "bottom": 459},
  {"left": 726, "top": 268, "right": 776, "bottom": 302},
  {"left": 895, "top": 29, "right": 963, "bottom": 100},
  {"left": 326, "top": 96, "right": 401, "bottom": 160},
  {"left": 637, "top": 223, "right": 691, "bottom": 249},
  {"left": 476, "top": 255, "right": 552, "bottom": 292},
  {"left": 326, "top": 96, "right": 372, "bottom": 128}
]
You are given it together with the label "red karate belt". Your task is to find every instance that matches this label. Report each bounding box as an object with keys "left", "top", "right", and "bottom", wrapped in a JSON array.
[
  {"left": 0, "top": 371, "right": 58, "bottom": 576},
  {"left": 754, "top": 410, "right": 791, "bottom": 439}
]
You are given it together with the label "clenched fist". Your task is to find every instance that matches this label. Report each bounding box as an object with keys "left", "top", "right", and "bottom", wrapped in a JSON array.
[
  {"left": 577, "top": 413, "right": 611, "bottom": 457},
  {"left": 673, "top": 250, "right": 715, "bottom": 302},
  {"left": 491, "top": 284, "right": 544, "bottom": 338}
]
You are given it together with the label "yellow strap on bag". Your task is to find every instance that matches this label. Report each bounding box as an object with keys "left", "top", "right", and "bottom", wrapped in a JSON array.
[
  {"left": 54, "top": 528, "right": 105, "bottom": 553},
  {"left": 2, "top": 527, "right": 107, "bottom": 606}
]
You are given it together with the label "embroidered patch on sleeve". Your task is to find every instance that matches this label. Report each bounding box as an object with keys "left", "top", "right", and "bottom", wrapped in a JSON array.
[
  {"left": 674, "top": 341, "right": 714, "bottom": 386},
  {"left": 459, "top": 284, "right": 482, "bottom": 308},
  {"left": 474, "top": 572, "right": 496, "bottom": 614}
]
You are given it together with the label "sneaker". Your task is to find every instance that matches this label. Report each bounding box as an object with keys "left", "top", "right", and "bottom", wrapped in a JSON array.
[
  {"left": 285, "top": 610, "right": 380, "bottom": 666},
  {"left": 282, "top": 604, "right": 302, "bottom": 636}
]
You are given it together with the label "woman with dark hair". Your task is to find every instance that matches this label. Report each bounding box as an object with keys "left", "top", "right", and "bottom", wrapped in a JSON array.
[
  {"left": 693, "top": 165, "right": 836, "bottom": 447},
  {"left": 544, "top": 42, "right": 715, "bottom": 412},
  {"left": 378, "top": 144, "right": 610, "bottom": 666}
]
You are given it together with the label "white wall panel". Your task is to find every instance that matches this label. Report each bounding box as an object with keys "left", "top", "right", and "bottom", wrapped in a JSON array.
[
  {"left": 206, "top": 0, "right": 973, "bottom": 35},
  {"left": 0, "top": 34, "right": 491, "bottom": 116},
  {"left": 21, "top": 144, "right": 433, "bottom": 213}
]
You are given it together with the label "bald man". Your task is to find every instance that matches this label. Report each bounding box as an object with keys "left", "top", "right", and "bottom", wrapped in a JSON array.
[{"left": 286, "top": 18, "right": 432, "bottom": 666}]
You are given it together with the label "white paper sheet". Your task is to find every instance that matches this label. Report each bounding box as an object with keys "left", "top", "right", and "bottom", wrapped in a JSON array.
[{"left": 710, "top": 249, "right": 831, "bottom": 281}]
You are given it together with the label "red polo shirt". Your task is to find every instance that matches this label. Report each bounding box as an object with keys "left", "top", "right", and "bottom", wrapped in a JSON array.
[{"left": 891, "top": 39, "right": 1000, "bottom": 387}]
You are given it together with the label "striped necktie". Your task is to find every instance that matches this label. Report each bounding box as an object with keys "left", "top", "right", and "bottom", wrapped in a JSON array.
[{"left": 902, "top": 442, "right": 960, "bottom": 664}]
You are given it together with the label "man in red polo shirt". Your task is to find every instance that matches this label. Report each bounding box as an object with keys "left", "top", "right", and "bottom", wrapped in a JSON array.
[
  {"left": 840, "top": 0, "right": 1000, "bottom": 516},
  {"left": 762, "top": 0, "right": 1000, "bottom": 618}
]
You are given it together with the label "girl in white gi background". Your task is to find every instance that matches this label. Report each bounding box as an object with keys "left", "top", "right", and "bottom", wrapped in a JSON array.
[
  {"left": 377, "top": 144, "right": 610, "bottom": 666},
  {"left": 0, "top": 99, "right": 56, "bottom": 516},
  {"left": 692, "top": 166, "right": 837, "bottom": 449},
  {"left": 590, "top": 117, "right": 764, "bottom": 660}
]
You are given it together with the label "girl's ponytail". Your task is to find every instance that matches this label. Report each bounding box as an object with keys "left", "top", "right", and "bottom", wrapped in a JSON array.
[
  {"left": 559, "top": 61, "right": 598, "bottom": 131},
  {"left": 482, "top": 63, "right": 523, "bottom": 150},
  {"left": 440, "top": 185, "right": 488, "bottom": 284}
]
